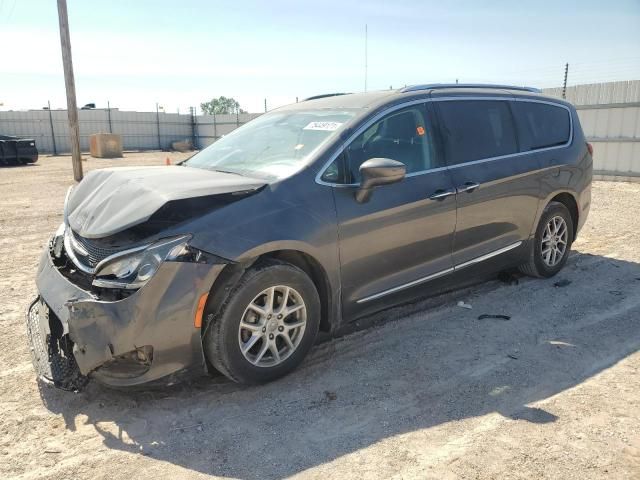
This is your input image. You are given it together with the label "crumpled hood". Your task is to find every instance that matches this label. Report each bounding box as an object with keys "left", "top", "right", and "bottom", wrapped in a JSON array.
[{"left": 67, "top": 166, "right": 266, "bottom": 239}]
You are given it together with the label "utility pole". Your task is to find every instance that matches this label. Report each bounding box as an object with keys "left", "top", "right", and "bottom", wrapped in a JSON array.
[
  {"left": 155, "top": 102, "right": 162, "bottom": 150},
  {"left": 364, "top": 24, "right": 368, "bottom": 92},
  {"left": 47, "top": 100, "right": 58, "bottom": 155},
  {"left": 56, "top": 0, "right": 83, "bottom": 181},
  {"left": 562, "top": 63, "right": 569, "bottom": 99},
  {"left": 107, "top": 100, "right": 112, "bottom": 133}
]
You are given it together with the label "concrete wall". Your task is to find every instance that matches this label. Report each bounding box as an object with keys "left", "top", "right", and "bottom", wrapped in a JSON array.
[{"left": 543, "top": 80, "right": 640, "bottom": 178}]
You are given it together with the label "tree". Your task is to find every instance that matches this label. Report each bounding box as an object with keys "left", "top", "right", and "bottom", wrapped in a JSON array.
[{"left": 200, "top": 96, "right": 247, "bottom": 115}]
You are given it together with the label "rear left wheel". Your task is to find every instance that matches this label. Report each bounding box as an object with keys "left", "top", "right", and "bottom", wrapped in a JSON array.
[
  {"left": 204, "top": 260, "right": 320, "bottom": 384},
  {"left": 519, "top": 201, "right": 574, "bottom": 278}
]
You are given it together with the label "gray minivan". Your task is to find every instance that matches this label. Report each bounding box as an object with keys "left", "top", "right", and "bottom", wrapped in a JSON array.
[{"left": 27, "top": 84, "right": 592, "bottom": 390}]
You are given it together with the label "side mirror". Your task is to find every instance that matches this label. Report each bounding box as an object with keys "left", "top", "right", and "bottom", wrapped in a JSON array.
[{"left": 355, "top": 158, "right": 406, "bottom": 203}]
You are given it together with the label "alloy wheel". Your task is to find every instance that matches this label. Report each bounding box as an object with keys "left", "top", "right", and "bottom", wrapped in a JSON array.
[
  {"left": 541, "top": 215, "right": 568, "bottom": 267},
  {"left": 238, "top": 285, "right": 307, "bottom": 367}
]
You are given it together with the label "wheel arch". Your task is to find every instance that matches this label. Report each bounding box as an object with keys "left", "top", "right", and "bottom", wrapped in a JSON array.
[
  {"left": 532, "top": 190, "right": 580, "bottom": 242},
  {"left": 258, "top": 250, "right": 333, "bottom": 334},
  {"left": 203, "top": 248, "right": 335, "bottom": 336},
  {"left": 548, "top": 192, "right": 579, "bottom": 240}
]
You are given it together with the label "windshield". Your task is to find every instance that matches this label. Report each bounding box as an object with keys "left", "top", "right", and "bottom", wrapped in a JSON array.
[{"left": 185, "top": 109, "right": 357, "bottom": 179}]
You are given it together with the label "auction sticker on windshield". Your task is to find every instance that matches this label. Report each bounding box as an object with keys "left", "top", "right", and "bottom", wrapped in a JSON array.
[{"left": 303, "top": 121, "right": 343, "bottom": 131}]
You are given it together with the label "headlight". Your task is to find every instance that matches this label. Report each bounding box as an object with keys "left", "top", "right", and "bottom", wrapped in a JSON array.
[
  {"left": 51, "top": 223, "right": 65, "bottom": 258},
  {"left": 93, "top": 235, "right": 191, "bottom": 289}
]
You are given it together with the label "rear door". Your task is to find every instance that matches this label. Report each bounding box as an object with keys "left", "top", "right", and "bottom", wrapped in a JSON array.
[{"left": 435, "top": 99, "right": 541, "bottom": 266}]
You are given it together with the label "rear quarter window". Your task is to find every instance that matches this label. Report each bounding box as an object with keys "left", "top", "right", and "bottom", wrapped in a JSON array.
[
  {"left": 511, "top": 101, "right": 571, "bottom": 151},
  {"left": 437, "top": 100, "right": 518, "bottom": 165}
]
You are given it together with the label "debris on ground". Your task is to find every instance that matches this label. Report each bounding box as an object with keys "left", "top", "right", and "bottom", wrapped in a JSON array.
[
  {"left": 497, "top": 271, "right": 520, "bottom": 285},
  {"left": 553, "top": 279, "right": 572, "bottom": 287},
  {"left": 1, "top": 157, "right": 639, "bottom": 480},
  {"left": 457, "top": 301, "right": 473, "bottom": 309},
  {"left": 324, "top": 391, "right": 337, "bottom": 401},
  {"left": 477, "top": 314, "right": 511, "bottom": 321}
]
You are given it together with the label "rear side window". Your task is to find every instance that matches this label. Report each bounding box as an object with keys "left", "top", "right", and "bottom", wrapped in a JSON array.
[
  {"left": 511, "top": 102, "right": 571, "bottom": 151},
  {"left": 437, "top": 100, "right": 518, "bottom": 165}
]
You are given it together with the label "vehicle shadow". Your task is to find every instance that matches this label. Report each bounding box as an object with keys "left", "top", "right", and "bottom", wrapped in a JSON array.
[
  {"left": 39, "top": 251, "right": 640, "bottom": 479},
  {"left": 0, "top": 162, "right": 38, "bottom": 168}
]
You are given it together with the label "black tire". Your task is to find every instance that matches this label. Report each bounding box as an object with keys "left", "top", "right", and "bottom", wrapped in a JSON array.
[
  {"left": 519, "top": 201, "right": 574, "bottom": 278},
  {"left": 203, "top": 260, "right": 320, "bottom": 384}
]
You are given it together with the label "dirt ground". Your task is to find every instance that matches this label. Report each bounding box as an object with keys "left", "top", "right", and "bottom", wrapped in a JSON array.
[{"left": 0, "top": 152, "right": 639, "bottom": 480}]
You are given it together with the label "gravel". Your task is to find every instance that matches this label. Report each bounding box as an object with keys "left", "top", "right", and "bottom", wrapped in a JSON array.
[{"left": 0, "top": 153, "right": 639, "bottom": 480}]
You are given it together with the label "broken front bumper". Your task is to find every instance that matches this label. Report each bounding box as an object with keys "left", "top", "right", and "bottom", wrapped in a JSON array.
[{"left": 27, "top": 247, "right": 225, "bottom": 389}]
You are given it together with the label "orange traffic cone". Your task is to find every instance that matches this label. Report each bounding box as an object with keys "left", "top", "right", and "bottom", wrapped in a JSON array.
[{"left": 165, "top": 157, "right": 171, "bottom": 165}]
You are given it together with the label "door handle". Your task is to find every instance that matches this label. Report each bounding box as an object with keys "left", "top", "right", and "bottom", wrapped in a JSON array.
[
  {"left": 457, "top": 182, "right": 480, "bottom": 193},
  {"left": 429, "top": 188, "right": 456, "bottom": 200}
]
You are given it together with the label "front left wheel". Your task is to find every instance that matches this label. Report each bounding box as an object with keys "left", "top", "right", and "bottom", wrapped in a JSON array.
[{"left": 203, "top": 260, "right": 320, "bottom": 384}]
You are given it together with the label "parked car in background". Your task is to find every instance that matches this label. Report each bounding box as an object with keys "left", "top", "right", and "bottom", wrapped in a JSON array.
[
  {"left": 0, "top": 134, "right": 38, "bottom": 165},
  {"left": 26, "top": 84, "right": 592, "bottom": 391}
]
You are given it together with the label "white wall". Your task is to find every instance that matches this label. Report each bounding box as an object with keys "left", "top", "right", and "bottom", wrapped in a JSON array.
[
  {"left": 543, "top": 80, "right": 640, "bottom": 178},
  {"left": 2, "top": 80, "right": 639, "bottom": 179}
]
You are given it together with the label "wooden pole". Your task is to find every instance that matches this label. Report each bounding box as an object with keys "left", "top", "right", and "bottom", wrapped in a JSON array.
[
  {"left": 47, "top": 100, "right": 58, "bottom": 155},
  {"left": 56, "top": 0, "right": 83, "bottom": 181}
]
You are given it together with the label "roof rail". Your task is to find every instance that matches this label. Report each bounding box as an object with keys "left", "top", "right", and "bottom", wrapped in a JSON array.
[
  {"left": 303, "top": 93, "right": 352, "bottom": 101},
  {"left": 401, "top": 84, "right": 542, "bottom": 94}
]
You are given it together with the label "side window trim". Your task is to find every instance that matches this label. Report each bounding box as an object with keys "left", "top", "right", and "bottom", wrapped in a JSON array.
[
  {"left": 315, "top": 97, "right": 574, "bottom": 186},
  {"left": 315, "top": 99, "right": 441, "bottom": 187},
  {"left": 506, "top": 100, "right": 522, "bottom": 153},
  {"left": 511, "top": 101, "right": 573, "bottom": 151},
  {"left": 435, "top": 99, "right": 520, "bottom": 167}
]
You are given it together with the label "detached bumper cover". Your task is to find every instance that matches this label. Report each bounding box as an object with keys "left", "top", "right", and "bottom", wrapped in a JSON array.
[
  {"left": 26, "top": 297, "right": 89, "bottom": 391},
  {"left": 28, "top": 248, "right": 225, "bottom": 388}
]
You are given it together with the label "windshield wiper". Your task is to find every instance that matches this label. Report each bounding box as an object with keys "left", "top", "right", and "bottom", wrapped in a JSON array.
[{"left": 209, "top": 168, "right": 245, "bottom": 176}]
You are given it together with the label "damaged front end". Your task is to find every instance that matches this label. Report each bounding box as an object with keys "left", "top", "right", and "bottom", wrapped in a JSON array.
[
  {"left": 26, "top": 297, "right": 89, "bottom": 392},
  {"left": 26, "top": 180, "right": 241, "bottom": 391}
]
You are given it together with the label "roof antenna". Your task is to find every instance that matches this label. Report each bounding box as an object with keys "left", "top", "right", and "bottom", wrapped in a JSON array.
[{"left": 364, "top": 24, "right": 368, "bottom": 92}]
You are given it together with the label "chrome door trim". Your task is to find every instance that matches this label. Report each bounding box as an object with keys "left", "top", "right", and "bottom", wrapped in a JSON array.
[
  {"left": 456, "top": 182, "right": 480, "bottom": 193},
  {"left": 315, "top": 98, "right": 431, "bottom": 187},
  {"left": 355, "top": 241, "right": 523, "bottom": 304},
  {"left": 453, "top": 241, "right": 522, "bottom": 270},
  {"left": 429, "top": 188, "right": 457, "bottom": 200},
  {"left": 356, "top": 267, "right": 454, "bottom": 304},
  {"left": 315, "top": 97, "right": 574, "bottom": 187},
  {"left": 431, "top": 96, "right": 574, "bottom": 165}
]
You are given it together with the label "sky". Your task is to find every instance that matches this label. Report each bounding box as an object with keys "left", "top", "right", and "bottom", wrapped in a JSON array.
[{"left": 0, "top": 0, "right": 639, "bottom": 113}]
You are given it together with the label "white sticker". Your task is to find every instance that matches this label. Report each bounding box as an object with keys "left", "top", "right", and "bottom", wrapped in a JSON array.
[{"left": 303, "top": 121, "right": 343, "bottom": 131}]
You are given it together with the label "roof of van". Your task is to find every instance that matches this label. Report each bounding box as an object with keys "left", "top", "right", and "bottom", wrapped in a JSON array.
[{"left": 280, "top": 84, "right": 568, "bottom": 111}]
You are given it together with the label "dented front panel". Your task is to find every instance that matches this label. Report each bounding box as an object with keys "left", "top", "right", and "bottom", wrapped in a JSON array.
[{"left": 35, "top": 247, "right": 225, "bottom": 386}]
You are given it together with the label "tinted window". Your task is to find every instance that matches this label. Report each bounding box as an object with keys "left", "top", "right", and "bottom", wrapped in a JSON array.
[
  {"left": 437, "top": 100, "right": 518, "bottom": 165},
  {"left": 512, "top": 102, "right": 570, "bottom": 151},
  {"left": 320, "top": 152, "right": 347, "bottom": 183},
  {"left": 345, "top": 106, "right": 435, "bottom": 183}
]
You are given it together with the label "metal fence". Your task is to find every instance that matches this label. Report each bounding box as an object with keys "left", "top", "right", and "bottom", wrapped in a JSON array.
[
  {"left": 0, "top": 108, "right": 262, "bottom": 154},
  {"left": 1, "top": 81, "right": 639, "bottom": 179},
  {"left": 543, "top": 80, "right": 640, "bottom": 180},
  {"left": 196, "top": 112, "right": 263, "bottom": 149}
]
